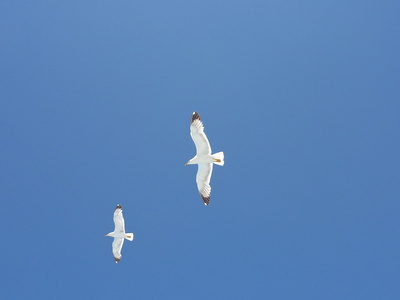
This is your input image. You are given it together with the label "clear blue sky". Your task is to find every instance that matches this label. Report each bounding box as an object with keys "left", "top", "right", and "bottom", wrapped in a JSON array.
[{"left": 1, "top": 1, "right": 399, "bottom": 299}]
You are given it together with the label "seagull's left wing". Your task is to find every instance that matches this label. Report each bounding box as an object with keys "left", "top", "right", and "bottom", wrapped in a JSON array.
[
  {"left": 190, "top": 112, "right": 211, "bottom": 155},
  {"left": 196, "top": 163, "right": 213, "bottom": 205},
  {"left": 112, "top": 238, "right": 124, "bottom": 263},
  {"left": 113, "top": 205, "right": 125, "bottom": 233}
]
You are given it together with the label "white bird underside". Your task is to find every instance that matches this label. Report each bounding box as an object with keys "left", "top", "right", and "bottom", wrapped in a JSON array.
[
  {"left": 188, "top": 112, "right": 224, "bottom": 205},
  {"left": 114, "top": 205, "right": 126, "bottom": 233},
  {"left": 112, "top": 238, "right": 124, "bottom": 263},
  {"left": 106, "top": 204, "right": 134, "bottom": 263},
  {"left": 190, "top": 113, "right": 212, "bottom": 156},
  {"left": 196, "top": 163, "right": 213, "bottom": 205}
]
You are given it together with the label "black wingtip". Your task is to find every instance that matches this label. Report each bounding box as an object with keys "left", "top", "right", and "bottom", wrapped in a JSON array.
[
  {"left": 200, "top": 194, "right": 210, "bottom": 206},
  {"left": 191, "top": 111, "right": 201, "bottom": 123},
  {"left": 116, "top": 204, "right": 122, "bottom": 210},
  {"left": 114, "top": 257, "right": 120, "bottom": 263}
]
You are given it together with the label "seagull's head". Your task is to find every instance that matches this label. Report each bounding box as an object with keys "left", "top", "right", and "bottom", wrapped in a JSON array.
[{"left": 186, "top": 156, "right": 198, "bottom": 166}]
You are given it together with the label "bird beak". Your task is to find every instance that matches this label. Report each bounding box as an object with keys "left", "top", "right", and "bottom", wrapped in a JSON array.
[{"left": 185, "top": 163, "right": 188, "bottom": 166}]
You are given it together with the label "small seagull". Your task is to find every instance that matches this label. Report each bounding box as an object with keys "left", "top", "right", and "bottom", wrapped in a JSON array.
[
  {"left": 186, "top": 112, "right": 224, "bottom": 205},
  {"left": 105, "top": 204, "right": 134, "bottom": 263}
]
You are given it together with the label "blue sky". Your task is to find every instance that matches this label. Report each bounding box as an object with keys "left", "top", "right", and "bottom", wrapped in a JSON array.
[{"left": 1, "top": 1, "right": 399, "bottom": 299}]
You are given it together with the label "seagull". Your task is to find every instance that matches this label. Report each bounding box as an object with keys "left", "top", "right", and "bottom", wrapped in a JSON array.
[
  {"left": 105, "top": 204, "right": 134, "bottom": 263},
  {"left": 186, "top": 112, "right": 224, "bottom": 205}
]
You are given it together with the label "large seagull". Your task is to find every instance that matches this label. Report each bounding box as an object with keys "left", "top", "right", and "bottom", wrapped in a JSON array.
[
  {"left": 105, "top": 204, "right": 134, "bottom": 263},
  {"left": 186, "top": 112, "right": 224, "bottom": 205}
]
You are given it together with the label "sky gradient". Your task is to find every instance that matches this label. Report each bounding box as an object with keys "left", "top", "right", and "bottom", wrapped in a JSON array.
[{"left": 1, "top": 1, "right": 399, "bottom": 299}]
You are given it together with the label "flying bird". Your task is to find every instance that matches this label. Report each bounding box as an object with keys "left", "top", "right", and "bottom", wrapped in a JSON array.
[
  {"left": 105, "top": 204, "right": 134, "bottom": 263},
  {"left": 186, "top": 112, "right": 224, "bottom": 205}
]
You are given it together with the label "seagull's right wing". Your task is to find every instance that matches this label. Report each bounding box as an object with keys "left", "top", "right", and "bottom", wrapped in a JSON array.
[
  {"left": 196, "top": 163, "right": 213, "bottom": 205},
  {"left": 112, "top": 238, "right": 124, "bottom": 263},
  {"left": 190, "top": 112, "right": 212, "bottom": 155},
  {"left": 113, "top": 204, "right": 125, "bottom": 233}
]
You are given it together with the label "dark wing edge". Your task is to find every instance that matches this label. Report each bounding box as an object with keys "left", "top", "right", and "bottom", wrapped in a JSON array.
[
  {"left": 191, "top": 111, "right": 201, "bottom": 123},
  {"left": 200, "top": 193, "right": 210, "bottom": 206}
]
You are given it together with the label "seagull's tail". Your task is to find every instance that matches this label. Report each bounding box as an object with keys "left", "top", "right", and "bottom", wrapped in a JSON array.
[
  {"left": 125, "top": 233, "right": 134, "bottom": 241},
  {"left": 212, "top": 152, "right": 224, "bottom": 166}
]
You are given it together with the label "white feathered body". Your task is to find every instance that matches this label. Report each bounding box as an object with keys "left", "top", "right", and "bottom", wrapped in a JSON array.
[
  {"left": 186, "top": 112, "right": 224, "bottom": 205},
  {"left": 105, "top": 204, "right": 134, "bottom": 263},
  {"left": 188, "top": 152, "right": 224, "bottom": 166}
]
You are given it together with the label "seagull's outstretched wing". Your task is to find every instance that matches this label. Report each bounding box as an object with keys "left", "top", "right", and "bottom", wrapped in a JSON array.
[
  {"left": 190, "top": 112, "right": 211, "bottom": 155},
  {"left": 112, "top": 238, "right": 124, "bottom": 263},
  {"left": 196, "top": 163, "right": 213, "bottom": 205},
  {"left": 113, "top": 204, "right": 125, "bottom": 233}
]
